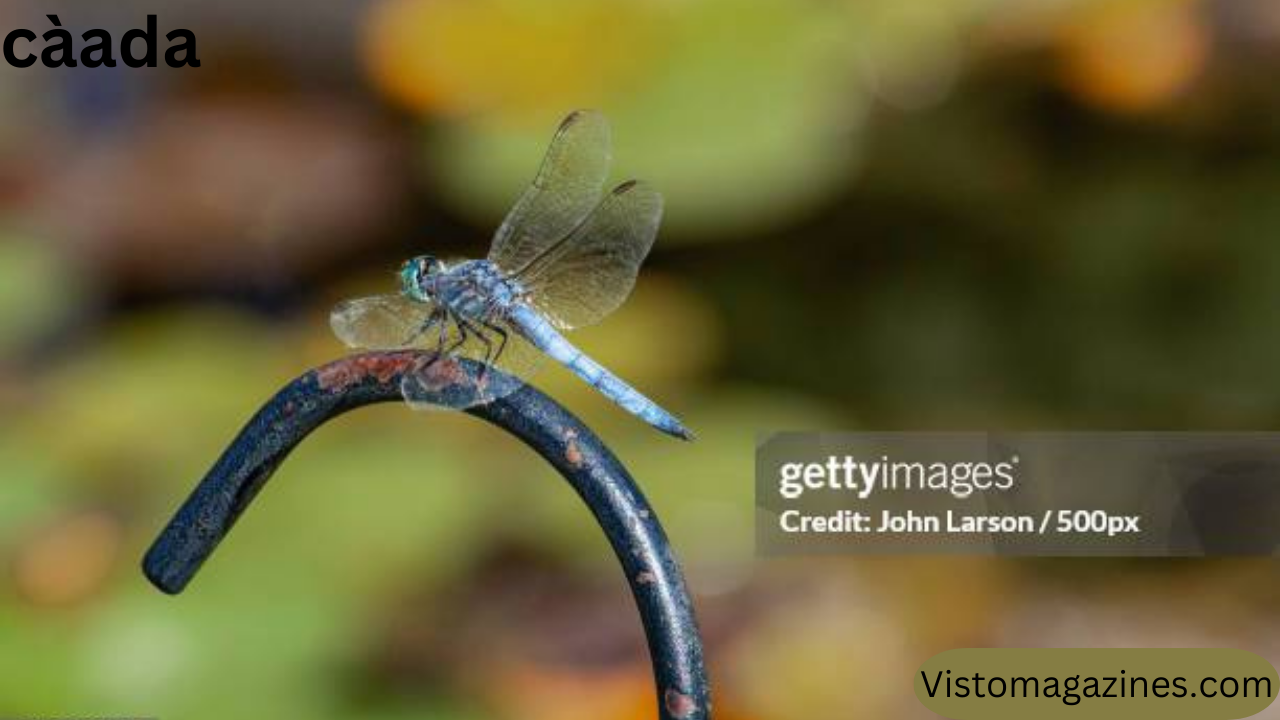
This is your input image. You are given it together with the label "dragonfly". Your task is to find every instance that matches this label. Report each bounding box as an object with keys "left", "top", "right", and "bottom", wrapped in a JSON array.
[{"left": 330, "top": 110, "right": 693, "bottom": 440}]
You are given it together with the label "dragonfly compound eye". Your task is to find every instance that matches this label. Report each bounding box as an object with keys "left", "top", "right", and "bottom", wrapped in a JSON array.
[{"left": 398, "top": 260, "right": 424, "bottom": 297}]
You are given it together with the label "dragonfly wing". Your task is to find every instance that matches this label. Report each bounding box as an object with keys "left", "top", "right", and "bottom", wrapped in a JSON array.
[
  {"left": 400, "top": 314, "right": 545, "bottom": 410},
  {"left": 487, "top": 110, "right": 612, "bottom": 275},
  {"left": 518, "top": 180, "right": 662, "bottom": 330},
  {"left": 330, "top": 294, "right": 438, "bottom": 350}
]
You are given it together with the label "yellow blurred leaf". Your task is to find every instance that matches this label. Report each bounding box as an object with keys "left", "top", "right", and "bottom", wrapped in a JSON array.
[{"left": 363, "top": 0, "right": 661, "bottom": 117}]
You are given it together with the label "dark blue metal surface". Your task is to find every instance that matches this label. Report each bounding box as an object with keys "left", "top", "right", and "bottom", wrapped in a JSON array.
[{"left": 142, "top": 350, "right": 711, "bottom": 720}]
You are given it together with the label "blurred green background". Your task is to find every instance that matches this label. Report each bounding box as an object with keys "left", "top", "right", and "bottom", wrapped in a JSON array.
[{"left": 3, "top": 0, "right": 1280, "bottom": 717}]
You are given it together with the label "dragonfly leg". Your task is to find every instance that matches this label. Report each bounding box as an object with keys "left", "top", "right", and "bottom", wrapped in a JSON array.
[
  {"left": 404, "top": 309, "right": 443, "bottom": 346},
  {"left": 441, "top": 316, "right": 470, "bottom": 356},
  {"left": 457, "top": 317, "right": 495, "bottom": 379},
  {"left": 423, "top": 312, "right": 467, "bottom": 368},
  {"left": 479, "top": 319, "right": 509, "bottom": 366}
]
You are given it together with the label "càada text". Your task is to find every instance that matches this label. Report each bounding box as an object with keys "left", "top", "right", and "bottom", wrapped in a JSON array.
[{"left": 5, "top": 15, "right": 199, "bottom": 69}]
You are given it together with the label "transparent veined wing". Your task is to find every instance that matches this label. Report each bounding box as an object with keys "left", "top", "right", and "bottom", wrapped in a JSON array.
[
  {"left": 487, "top": 110, "right": 612, "bottom": 275},
  {"left": 517, "top": 180, "right": 663, "bottom": 330},
  {"left": 330, "top": 294, "right": 438, "bottom": 349},
  {"left": 400, "top": 314, "right": 544, "bottom": 410},
  {"left": 333, "top": 295, "right": 544, "bottom": 409}
]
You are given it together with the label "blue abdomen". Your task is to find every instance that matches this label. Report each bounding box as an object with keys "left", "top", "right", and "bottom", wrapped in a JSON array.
[{"left": 508, "top": 304, "right": 693, "bottom": 440}]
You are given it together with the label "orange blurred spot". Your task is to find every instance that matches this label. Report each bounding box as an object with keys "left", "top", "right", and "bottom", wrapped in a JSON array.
[
  {"left": 491, "top": 665, "right": 651, "bottom": 720},
  {"left": 362, "top": 0, "right": 660, "bottom": 118},
  {"left": 493, "top": 664, "right": 755, "bottom": 720},
  {"left": 11, "top": 510, "right": 122, "bottom": 607},
  {"left": 1057, "top": 0, "right": 1208, "bottom": 114}
]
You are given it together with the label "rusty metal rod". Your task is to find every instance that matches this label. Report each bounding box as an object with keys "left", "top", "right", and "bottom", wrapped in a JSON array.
[{"left": 142, "top": 350, "right": 710, "bottom": 720}]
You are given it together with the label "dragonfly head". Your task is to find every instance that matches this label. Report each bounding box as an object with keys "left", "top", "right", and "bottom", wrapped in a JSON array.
[{"left": 399, "top": 255, "right": 443, "bottom": 302}]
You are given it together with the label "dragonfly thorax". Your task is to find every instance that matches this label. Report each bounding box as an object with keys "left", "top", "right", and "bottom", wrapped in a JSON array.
[{"left": 405, "top": 257, "right": 524, "bottom": 321}]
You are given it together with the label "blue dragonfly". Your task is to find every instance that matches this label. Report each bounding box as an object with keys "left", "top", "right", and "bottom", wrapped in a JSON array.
[{"left": 330, "top": 110, "right": 692, "bottom": 440}]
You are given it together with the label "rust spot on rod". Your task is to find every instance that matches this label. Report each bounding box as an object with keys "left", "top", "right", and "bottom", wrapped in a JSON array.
[
  {"left": 664, "top": 689, "right": 697, "bottom": 719},
  {"left": 564, "top": 429, "right": 584, "bottom": 468},
  {"left": 315, "top": 353, "right": 415, "bottom": 392}
]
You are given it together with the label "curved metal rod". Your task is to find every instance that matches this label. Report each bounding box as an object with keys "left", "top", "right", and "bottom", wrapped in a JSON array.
[{"left": 142, "top": 351, "right": 710, "bottom": 720}]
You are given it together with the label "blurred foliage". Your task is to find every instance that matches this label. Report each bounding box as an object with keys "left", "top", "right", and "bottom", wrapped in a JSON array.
[
  {"left": 0, "top": 234, "right": 81, "bottom": 355},
  {"left": 370, "top": 0, "right": 860, "bottom": 236},
  {"left": 3, "top": 0, "right": 1280, "bottom": 718}
]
